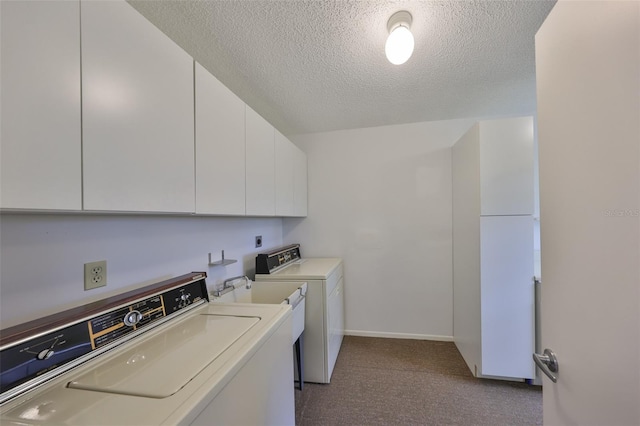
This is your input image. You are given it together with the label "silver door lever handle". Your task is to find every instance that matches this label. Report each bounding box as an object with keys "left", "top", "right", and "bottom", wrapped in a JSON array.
[{"left": 533, "top": 349, "right": 558, "bottom": 383}]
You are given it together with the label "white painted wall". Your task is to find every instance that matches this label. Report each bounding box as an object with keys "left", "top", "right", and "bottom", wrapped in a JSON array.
[
  {"left": 0, "top": 214, "right": 282, "bottom": 328},
  {"left": 284, "top": 119, "right": 475, "bottom": 340}
]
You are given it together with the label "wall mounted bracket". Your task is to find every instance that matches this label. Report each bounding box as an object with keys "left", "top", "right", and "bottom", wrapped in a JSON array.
[{"left": 208, "top": 250, "right": 237, "bottom": 267}]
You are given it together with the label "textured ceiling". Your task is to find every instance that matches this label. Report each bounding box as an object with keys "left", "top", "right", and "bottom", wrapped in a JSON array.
[{"left": 128, "top": 0, "right": 556, "bottom": 136}]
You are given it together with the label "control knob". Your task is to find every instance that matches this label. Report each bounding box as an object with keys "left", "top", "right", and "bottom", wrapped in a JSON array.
[
  {"left": 179, "top": 293, "right": 191, "bottom": 308},
  {"left": 123, "top": 310, "right": 143, "bottom": 327},
  {"left": 37, "top": 349, "right": 55, "bottom": 360}
]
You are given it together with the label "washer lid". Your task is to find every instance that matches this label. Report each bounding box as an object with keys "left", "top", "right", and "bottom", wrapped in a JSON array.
[{"left": 67, "top": 314, "right": 259, "bottom": 398}]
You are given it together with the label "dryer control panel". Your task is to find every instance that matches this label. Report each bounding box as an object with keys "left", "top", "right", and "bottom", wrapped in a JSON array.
[
  {"left": 0, "top": 273, "right": 208, "bottom": 405},
  {"left": 256, "top": 244, "right": 301, "bottom": 274}
]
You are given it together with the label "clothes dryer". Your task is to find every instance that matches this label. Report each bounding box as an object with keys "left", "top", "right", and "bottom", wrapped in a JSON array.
[{"left": 256, "top": 244, "right": 344, "bottom": 383}]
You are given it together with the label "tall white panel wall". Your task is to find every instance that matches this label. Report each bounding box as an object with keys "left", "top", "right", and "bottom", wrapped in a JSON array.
[
  {"left": 451, "top": 123, "right": 482, "bottom": 373},
  {"left": 452, "top": 116, "right": 536, "bottom": 380}
]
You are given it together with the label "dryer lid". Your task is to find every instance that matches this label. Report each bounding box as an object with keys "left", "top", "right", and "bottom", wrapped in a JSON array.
[{"left": 67, "top": 314, "right": 259, "bottom": 398}]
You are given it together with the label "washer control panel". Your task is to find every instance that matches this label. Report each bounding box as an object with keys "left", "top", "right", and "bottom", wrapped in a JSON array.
[{"left": 0, "top": 274, "right": 208, "bottom": 404}]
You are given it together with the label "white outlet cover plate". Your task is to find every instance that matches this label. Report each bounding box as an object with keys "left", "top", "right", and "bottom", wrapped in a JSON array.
[{"left": 84, "top": 260, "right": 107, "bottom": 290}]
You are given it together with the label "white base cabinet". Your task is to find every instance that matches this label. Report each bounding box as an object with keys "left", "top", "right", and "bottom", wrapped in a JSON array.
[{"left": 452, "top": 116, "right": 536, "bottom": 380}]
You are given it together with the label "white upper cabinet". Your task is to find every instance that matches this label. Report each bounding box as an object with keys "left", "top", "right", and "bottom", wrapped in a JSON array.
[
  {"left": 479, "top": 116, "right": 535, "bottom": 216},
  {"left": 292, "top": 144, "right": 308, "bottom": 217},
  {"left": 81, "top": 0, "right": 195, "bottom": 213},
  {"left": 0, "top": 0, "right": 82, "bottom": 210},
  {"left": 245, "top": 106, "right": 275, "bottom": 216},
  {"left": 195, "top": 62, "right": 246, "bottom": 215},
  {"left": 1, "top": 0, "right": 306, "bottom": 217},
  {"left": 275, "top": 130, "right": 295, "bottom": 216},
  {"left": 274, "top": 130, "right": 308, "bottom": 217}
]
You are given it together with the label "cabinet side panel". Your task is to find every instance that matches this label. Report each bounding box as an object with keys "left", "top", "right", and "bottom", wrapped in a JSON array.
[
  {"left": 292, "top": 278, "right": 327, "bottom": 383},
  {"left": 0, "top": 1, "right": 81, "bottom": 210},
  {"left": 327, "top": 277, "right": 344, "bottom": 381},
  {"left": 452, "top": 123, "right": 482, "bottom": 375}
]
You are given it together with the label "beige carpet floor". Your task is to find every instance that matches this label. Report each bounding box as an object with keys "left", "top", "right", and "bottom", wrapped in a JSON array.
[{"left": 295, "top": 336, "right": 542, "bottom": 425}]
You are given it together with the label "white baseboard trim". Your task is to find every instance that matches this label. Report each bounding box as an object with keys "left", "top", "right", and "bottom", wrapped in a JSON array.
[{"left": 345, "top": 329, "right": 454, "bottom": 342}]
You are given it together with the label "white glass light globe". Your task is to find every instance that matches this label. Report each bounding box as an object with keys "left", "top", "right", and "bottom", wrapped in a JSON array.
[{"left": 385, "top": 25, "right": 414, "bottom": 65}]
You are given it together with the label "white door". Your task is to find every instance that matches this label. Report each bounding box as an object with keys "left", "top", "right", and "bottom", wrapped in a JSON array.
[{"left": 536, "top": 1, "right": 639, "bottom": 425}]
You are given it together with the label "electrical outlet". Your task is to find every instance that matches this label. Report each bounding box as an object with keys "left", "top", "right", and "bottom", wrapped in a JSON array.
[
  {"left": 84, "top": 260, "right": 107, "bottom": 290},
  {"left": 255, "top": 235, "right": 263, "bottom": 248}
]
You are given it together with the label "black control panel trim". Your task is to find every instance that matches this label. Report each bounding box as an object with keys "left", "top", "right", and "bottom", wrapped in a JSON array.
[
  {"left": 0, "top": 273, "right": 208, "bottom": 405},
  {"left": 255, "top": 244, "right": 301, "bottom": 274}
]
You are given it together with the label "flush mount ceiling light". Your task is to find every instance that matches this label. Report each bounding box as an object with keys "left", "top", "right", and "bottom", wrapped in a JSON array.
[{"left": 385, "top": 11, "right": 414, "bottom": 65}]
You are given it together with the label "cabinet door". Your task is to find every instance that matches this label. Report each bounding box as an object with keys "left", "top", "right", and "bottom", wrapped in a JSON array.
[
  {"left": 245, "top": 106, "right": 275, "bottom": 216},
  {"left": 275, "top": 130, "right": 294, "bottom": 216},
  {"left": 292, "top": 144, "right": 308, "bottom": 217},
  {"left": 0, "top": 0, "right": 81, "bottom": 210},
  {"left": 480, "top": 215, "right": 535, "bottom": 379},
  {"left": 195, "top": 63, "right": 245, "bottom": 215},
  {"left": 480, "top": 116, "right": 535, "bottom": 216},
  {"left": 81, "top": 0, "right": 195, "bottom": 213}
]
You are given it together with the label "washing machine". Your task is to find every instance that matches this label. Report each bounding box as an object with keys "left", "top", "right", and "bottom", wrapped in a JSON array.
[
  {"left": 0, "top": 272, "right": 294, "bottom": 425},
  {"left": 255, "top": 244, "right": 344, "bottom": 383}
]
